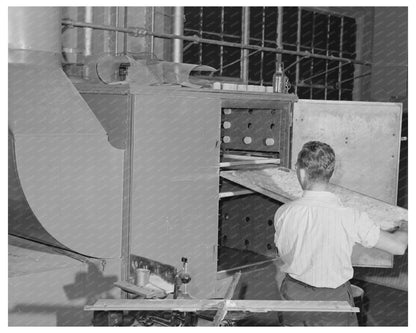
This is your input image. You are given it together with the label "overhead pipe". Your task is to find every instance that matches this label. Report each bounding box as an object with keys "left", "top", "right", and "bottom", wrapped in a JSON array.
[
  {"left": 295, "top": 7, "right": 302, "bottom": 95},
  {"left": 61, "top": 18, "right": 372, "bottom": 66},
  {"left": 259, "top": 8, "right": 266, "bottom": 85},
  {"left": 123, "top": 7, "right": 128, "bottom": 55},
  {"left": 84, "top": 7, "right": 93, "bottom": 57},
  {"left": 115, "top": 7, "right": 120, "bottom": 54},
  {"left": 172, "top": 7, "right": 184, "bottom": 63},
  {"left": 151, "top": 7, "right": 156, "bottom": 56},
  {"left": 241, "top": 7, "right": 250, "bottom": 82},
  {"left": 83, "top": 7, "right": 93, "bottom": 78},
  {"left": 102, "top": 7, "right": 113, "bottom": 54},
  {"left": 276, "top": 7, "right": 283, "bottom": 65}
]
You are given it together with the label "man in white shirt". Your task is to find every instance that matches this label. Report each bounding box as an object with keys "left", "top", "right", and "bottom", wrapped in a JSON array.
[{"left": 274, "top": 141, "right": 408, "bottom": 326}]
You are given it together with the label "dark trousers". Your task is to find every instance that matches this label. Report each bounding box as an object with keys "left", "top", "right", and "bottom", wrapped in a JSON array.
[{"left": 279, "top": 274, "right": 358, "bottom": 326}]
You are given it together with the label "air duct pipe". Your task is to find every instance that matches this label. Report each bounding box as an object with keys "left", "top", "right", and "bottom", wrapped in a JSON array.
[{"left": 8, "top": 7, "right": 62, "bottom": 66}]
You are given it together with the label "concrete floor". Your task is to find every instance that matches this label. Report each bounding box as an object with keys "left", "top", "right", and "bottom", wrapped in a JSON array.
[{"left": 350, "top": 279, "right": 408, "bottom": 326}]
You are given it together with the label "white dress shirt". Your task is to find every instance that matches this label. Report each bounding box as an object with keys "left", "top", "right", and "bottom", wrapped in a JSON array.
[{"left": 274, "top": 190, "right": 380, "bottom": 288}]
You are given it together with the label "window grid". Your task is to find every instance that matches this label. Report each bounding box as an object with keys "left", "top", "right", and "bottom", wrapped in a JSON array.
[{"left": 183, "top": 7, "right": 357, "bottom": 101}]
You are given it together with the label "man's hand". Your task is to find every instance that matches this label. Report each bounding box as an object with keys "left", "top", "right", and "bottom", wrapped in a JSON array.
[
  {"left": 396, "top": 219, "right": 408, "bottom": 232},
  {"left": 384, "top": 220, "right": 408, "bottom": 233}
]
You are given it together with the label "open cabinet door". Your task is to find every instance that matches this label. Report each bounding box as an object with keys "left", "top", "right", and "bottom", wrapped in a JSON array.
[{"left": 292, "top": 99, "right": 404, "bottom": 268}]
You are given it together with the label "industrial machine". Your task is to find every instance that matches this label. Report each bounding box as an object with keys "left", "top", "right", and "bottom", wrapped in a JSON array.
[{"left": 8, "top": 7, "right": 407, "bottom": 326}]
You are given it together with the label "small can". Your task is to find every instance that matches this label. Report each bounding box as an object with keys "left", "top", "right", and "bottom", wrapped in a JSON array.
[{"left": 135, "top": 268, "right": 150, "bottom": 287}]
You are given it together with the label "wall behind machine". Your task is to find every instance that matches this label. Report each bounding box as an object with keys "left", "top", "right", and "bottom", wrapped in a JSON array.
[{"left": 371, "top": 7, "right": 408, "bottom": 209}]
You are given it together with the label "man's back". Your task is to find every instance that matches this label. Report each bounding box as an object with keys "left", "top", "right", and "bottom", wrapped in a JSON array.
[{"left": 274, "top": 190, "right": 380, "bottom": 288}]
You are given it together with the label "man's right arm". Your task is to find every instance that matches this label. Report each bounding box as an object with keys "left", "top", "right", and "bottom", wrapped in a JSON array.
[
  {"left": 374, "top": 227, "right": 408, "bottom": 255},
  {"left": 354, "top": 211, "right": 408, "bottom": 255}
]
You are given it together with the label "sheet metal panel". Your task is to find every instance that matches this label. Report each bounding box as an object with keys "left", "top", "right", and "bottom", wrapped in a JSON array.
[
  {"left": 9, "top": 64, "right": 124, "bottom": 258},
  {"left": 220, "top": 194, "right": 280, "bottom": 257},
  {"left": 130, "top": 89, "right": 221, "bottom": 299},
  {"left": 292, "top": 99, "right": 402, "bottom": 205},
  {"left": 79, "top": 91, "right": 133, "bottom": 280},
  {"left": 219, "top": 101, "right": 291, "bottom": 163},
  {"left": 9, "top": 65, "right": 105, "bottom": 135},
  {"left": 13, "top": 135, "right": 124, "bottom": 258},
  {"left": 8, "top": 132, "right": 69, "bottom": 251},
  {"left": 80, "top": 93, "right": 130, "bottom": 150}
]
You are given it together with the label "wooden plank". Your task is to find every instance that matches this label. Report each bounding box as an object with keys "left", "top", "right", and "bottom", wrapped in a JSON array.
[
  {"left": 223, "top": 154, "right": 275, "bottom": 161},
  {"left": 213, "top": 272, "right": 241, "bottom": 326},
  {"left": 220, "top": 167, "right": 407, "bottom": 229},
  {"left": 219, "top": 190, "right": 254, "bottom": 199},
  {"left": 217, "top": 258, "right": 278, "bottom": 280},
  {"left": 220, "top": 159, "right": 280, "bottom": 168},
  {"left": 224, "top": 273, "right": 242, "bottom": 300},
  {"left": 220, "top": 171, "right": 292, "bottom": 204},
  {"left": 84, "top": 299, "right": 358, "bottom": 313},
  {"left": 84, "top": 299, "right": 223, "bottom": 312},
  {"left": 227, "top": 300, "right": 358, "bottom": 313},
  {"left": 113, "top": 281, "right": 166, "bottom": 299}
]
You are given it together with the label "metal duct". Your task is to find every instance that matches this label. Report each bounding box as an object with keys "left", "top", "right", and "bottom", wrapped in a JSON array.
[
  {"left": 86, "top": 54, "right": 216, "bottom": 86},
  {"left": 8, "top": 7, "right": 61, "bottom": 60},
  {"left": 8, "top": 7, "right": 124, "bottom": 258}
]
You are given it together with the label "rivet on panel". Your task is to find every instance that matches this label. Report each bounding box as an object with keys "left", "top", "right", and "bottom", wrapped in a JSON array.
[
  {"left": 243, "top": 136, "right": 252, "bottom": 144},
  {"left": 265, "top": 138, "right": 275, "bottom": 146}
]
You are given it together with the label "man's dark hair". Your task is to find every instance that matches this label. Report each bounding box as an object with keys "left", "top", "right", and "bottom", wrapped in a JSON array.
[{"left": 296, "top": 141, "right": 335, "bottom": 182}]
